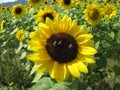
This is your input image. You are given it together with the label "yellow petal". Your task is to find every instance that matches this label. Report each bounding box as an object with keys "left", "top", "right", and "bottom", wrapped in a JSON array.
[
  {"left": 39, "top": 23, "right": 51, "bottom": 39},
  {"left": 75, "top": 60, "right": 88, "bottom": 73},
  {"left": 28, "top": 40, "right": 44, "bottom": 52},
  {"left": 67, "top": 62, "right": 80, "bottom": 77},
  {"left": 36, "top": 63, "right": 47, "bottom": 74},
  {"left": 84, "top": 56, "right": 95, "bottom": 63},
  {"left": 80, "top": 40, "right": 94, "bottom": 46},
  {"left": 27, "top": 52, "right": 50, "bottom": 63},
  {"left": 79, "top": 46, "right": 97, "bottom": 55},
  {"left": 49, "top": 62, "right": 68, "bottom": 82},
  {"left": 68, "top": 25, "right": 80, "bottom": 37},
  {"left": 27, "top": 53, "right": 41, "bottom": 62},
  {"left": 53, "top": 62, "right": 67, "bottom": 82},
  {"left": 46, "top": 18, "right": 55, "bottom": 34},
  {"left": 77, "top": 34, "right": 93, "bottom": 44}
]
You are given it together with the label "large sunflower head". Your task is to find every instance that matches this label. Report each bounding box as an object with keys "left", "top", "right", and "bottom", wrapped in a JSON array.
[
  {"left": 102, "top": 3, "right": 117, "bottom": 19},
  {"left": 11, "top": 4, "right": 26, "bottom": 18},
  {"left": 26, "top": 0, "right": 42, "bottom": 7},
  {"left": 84, "top": 3, "right": 102, "bottom": 25},
  {"left": 59, "top": 0, "right": 75, "bottom": 9},
  {"left": 36, "top": 6, "right": 57, "bottom": 23},
  {"left": 27, "top": 15, "right": 97, "bottom": 82}
]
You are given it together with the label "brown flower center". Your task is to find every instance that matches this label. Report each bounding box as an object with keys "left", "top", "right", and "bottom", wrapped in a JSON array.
[
  {"left": 31, "top": 0, "right": 40, "bottom": 3},
  {"left": 43, "top": 13, "right": 54, "bottom": 21},
  {"left": 46, "top": 33, "right": 78, "bottom": 63},
  {"left": 64, "top": 0, "right": 71, "bottom": 5},
  {"left": 15, "top": 7, "right": 22, "bottom": 14},
  {"left": 89, "top": 9, "right": 100, "bottom": 20}
]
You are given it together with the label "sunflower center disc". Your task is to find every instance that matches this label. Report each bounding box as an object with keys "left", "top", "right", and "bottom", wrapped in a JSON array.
[
  {"left": 64, "top": 0, "right": 71, "bottom": 5},
  {"left": 89, "top": 9, "right": 100, "bottom": 20},
  {"left": 106, "top": 9, "right": 112, "bottom": 15},
  {"left": 46, "top": 33, "right": 78, "bottom": 63},
  {"left": 31, "top": 0, "right": 40, "bottom": 3},
  {"left": 43, "top": 13, "right": 54, "bottom": 21},
  {"left": 15, "top": 8, "right": 22, "bottom": 14}
]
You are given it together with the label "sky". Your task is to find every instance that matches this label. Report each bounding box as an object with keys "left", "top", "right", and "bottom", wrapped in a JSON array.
[
  {"left": 0, "top": 0, "right": 50, "bottom": 4},
  {"left": 0, "top": 0, "right": 17, "bottom": 4}
]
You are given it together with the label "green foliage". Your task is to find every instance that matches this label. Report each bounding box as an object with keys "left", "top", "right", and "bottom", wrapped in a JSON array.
[{"left": 0, "top": 0, "right": 120, "bottom": 90}]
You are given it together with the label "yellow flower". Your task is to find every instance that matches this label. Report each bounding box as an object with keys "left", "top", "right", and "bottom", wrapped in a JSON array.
[
  {"left": 58, "top": 0, "right": 75, "bottom": 9},
  {"left": 75, "top": 1, "right": 85, "bottom": 9},
  {"left": 86, "top": 0, "right": 92, "bottom": 3},
  {"left": 0, "top": 4, "right": 8, "bottom": 11},
  {"left": 116, "top": 0, "right": 120, "bottom": 6},
  {"left": 9, "top": 82, "right": 14, "bottom": 86},
  {"left": 11, "top": 4, "right": 26, "bottom": 18},
  {"left": 16, "top": 29, "right": 25, "bottom": 41},
  {"left": 0, "top": 20, "right": 6, "bottom": 30},
  {"left": 36, "top": 6, "right": 57, "bottom": 23},
  {"left": 26, "top": 0, "right": 42, "bottom": 7},
  {"left": 84, "top": 3, "right": 102, "bottom": 25},
  {"left": 43, "top": 0, "right": 48, "bottom": 5},
  {"left": 50, "top": 0, "right": 58, "bottom": 5},
  {"left": 103, "top": 3, "right": 117, "bottom": 19},
  {"left": 27, "top": 15, "right": 97, "bottom": 82}
]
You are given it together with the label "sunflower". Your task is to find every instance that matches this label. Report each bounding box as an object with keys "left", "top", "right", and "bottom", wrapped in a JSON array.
[
  {"left": 26, "top": 0, "right": 42, "bottom": 7},
  {"left": 16, "top": 29, "right": 25, "bottom": 41},
  {"left": 36, "top": 6, "right": 57, "bottom": 23},
  {"left": 27, "top": 15, "right": 97, "bottom": 82},
  {"left": 102, "top": 3, "right": 117, "bottom": 19},
  {"left": 11, "top": 4, "right": 26, "bottom": 18},
  {"left": 75, "top": 1, "right": 85, "bottom": 9},
  {"left": 116, "top": 0, "right": 120, "bottom": 6},
  {"left": 84, "top": 3, "right": 102, "bottom": 25},
  {"left": 0, "top": 20, "right": 6, "bottom": 30},
  {"left": 50, "top": 0, "right": 58, "bottom": 5},
  {"left": 59, "top": 0, "right": 75, "bottom": 9},
  {"left": 0, "top": 4, "right": 8, "bottom": 11}
]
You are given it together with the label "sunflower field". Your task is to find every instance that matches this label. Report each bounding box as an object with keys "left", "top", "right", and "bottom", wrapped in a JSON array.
[{"left": 0, "top": 0, "right": 120, "bottom": 90}]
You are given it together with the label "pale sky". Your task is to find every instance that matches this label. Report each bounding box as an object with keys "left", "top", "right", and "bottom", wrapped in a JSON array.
[{"left": 0, "top": 0, "right": 17, "bottom": 4}]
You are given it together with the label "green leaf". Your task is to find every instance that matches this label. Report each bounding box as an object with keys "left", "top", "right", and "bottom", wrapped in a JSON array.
[
  {"left": 0, "top": 86, "right": 8, "bottom": 90},
  {"left": 95, "top": 41, "right": 100, "bottom": 50},
  {"left": 71, "top": 79, "right": 79, "bottom": 90},
  {"left": 20, "top": 51, "right": 27, "bottom": 59},
  {"left": 10, "top": 28, "right": 18, "bottom": 36},
  {"left": 29, "top": 77, "right": 55, "bottom": 90},
  {"left": 96, "top": 56, "right": 107, "bottom": 68},
  {"left": 113, "top": 65, "right": 120, "bottom": 75},
  {"left": 30, "top": 65, "right": 40, "bottom": 75},
  {"left": 15, "top": 42, "right": 23, "bottom": 54},
  {"left": 32, "top": 73, "right": 43, "bottom": 83},
  {"left": 78, "top": 82, "right": 88, "bottom": 90},
  {"left": 109, "top": 31, "right": 115, "bottom": 39},
  {"left": 49, "top": 82, "right": 71, "bottom": 90}
]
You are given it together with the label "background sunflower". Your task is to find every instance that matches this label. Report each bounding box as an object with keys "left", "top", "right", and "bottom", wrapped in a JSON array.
[
  {"left": 26, "top": 0, "right": 42, "bottom": 7},
  {"left": 36, "top": 6, "right": 57, "bottom": 23},
  {"left": 84, "top": 3, "right": 102, "bottom": 25},
  {"left": 103, "top": 3, "right": 117, "bottom": 19},
  {"left": 11, "top": 4, "right": 26, "bottom": 17},
  {"left": 59, "top": 0, "right": 75, "bottom": 9}
]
